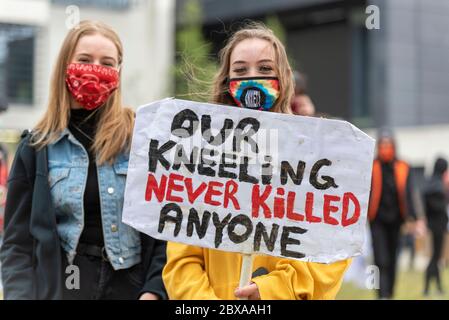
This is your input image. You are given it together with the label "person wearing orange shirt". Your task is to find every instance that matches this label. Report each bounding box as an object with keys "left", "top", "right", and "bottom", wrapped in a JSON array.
[{"left": 368, "top": 130, "right": 417, "bottom": 299}]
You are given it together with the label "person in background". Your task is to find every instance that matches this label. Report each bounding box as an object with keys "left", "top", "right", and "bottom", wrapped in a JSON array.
[
  {"left": 400, "top": 226, "right": 416, "bottom": 271},
  {"left": 0, "top": 143, "right": 8, "bottom": 236},
  {"left": 0, "top": 96, "right": 7, "bottom": 296},
  {"left": 290, "top": 71, "right": 315, "bottom": 117},
  {"left": 162, "top": 23, "right": 351, "bottom": 300},
  {"left": 368, "top": 129, "right": 417, "bottom": 299},
  {"left": 0, "top": 20, "right": 166, "bottom": 300},
  {"left": 399, "top": 187, "right": 426, "bottom": 272},
  {"left": 423, "top": 157, "right": 449, "bottom": 296},
  {"left": 0, "top": 96, "right": 8, "bottom": 238}
]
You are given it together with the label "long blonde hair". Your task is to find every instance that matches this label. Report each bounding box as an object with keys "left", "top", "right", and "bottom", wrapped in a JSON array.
[
  {"left": 32, "top": 20, "right": 134, "bottom": 164},
  {"left": 211, "top": 22, "right": 294, "bottom": 114}
]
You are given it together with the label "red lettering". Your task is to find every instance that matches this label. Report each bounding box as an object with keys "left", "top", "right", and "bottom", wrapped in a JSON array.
[
  {"left": 342, "top": 192, "right": 361, "bottom": 227},
  {"left": 305, "top": 192, "right": 321, "bottom": 223},
  {"left": 204, "top": 181, "right": 223, "bottom": 206},
  {"left": 273, "top": 188, "right": 285, "bottom": 218},
  {"left": 223, "top": 180, "right": 240, "bottom": 210},
  {"left": 184, "top": 178, "right": 207, "bottom": 204},
  {"left": 251, "top": 185, "right": 272, "bottom": 218},
  {"left": 166, "top": 173, "right": 184, "bottom": 203},
  {"left": 323, "top": 195, "right": 340, "bottom": 225},
  {"left": 145, "top": 173, "right": 167, "bottom": 202},
  {"left": 286, "top": 191, "right": 304, "bottom": 221}
]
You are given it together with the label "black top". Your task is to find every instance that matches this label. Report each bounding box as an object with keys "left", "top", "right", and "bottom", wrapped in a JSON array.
[
  {"left": 377, "top": 161, "right": 402, "bottom": 224},
  {"left": 424, "top": 159, "right": 449, "bottom": 232},
  {"left": 68, "top": 109, "right": 103, "bottom": 246}
]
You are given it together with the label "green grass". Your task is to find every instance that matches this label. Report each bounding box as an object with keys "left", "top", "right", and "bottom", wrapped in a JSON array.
[{"left": 337, "top": 267, "right": 449, "bottom": 300}]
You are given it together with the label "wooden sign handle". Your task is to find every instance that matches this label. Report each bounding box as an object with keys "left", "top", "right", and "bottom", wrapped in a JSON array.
[{"left": 238, "top": 253, "right": 254, "bottom": 300}]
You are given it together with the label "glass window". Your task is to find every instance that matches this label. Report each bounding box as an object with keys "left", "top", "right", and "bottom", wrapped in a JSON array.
[{"left": 0, "top": 23, "right": 36, "bottom": 106}]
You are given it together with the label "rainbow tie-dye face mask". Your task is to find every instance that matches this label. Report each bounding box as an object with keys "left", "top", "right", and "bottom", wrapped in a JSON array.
[{"left": 229, "top": 77, "right": 280, "bottom": 111}]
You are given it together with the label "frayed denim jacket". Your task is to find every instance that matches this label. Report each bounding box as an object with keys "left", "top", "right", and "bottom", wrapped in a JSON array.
[{"left": 48, "top": 128, "right": 140, "bottom": 270}]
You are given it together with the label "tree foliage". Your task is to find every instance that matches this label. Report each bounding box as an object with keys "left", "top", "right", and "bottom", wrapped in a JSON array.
[{"left": 174, "top": 0, "right": 218, "bottom": 102}]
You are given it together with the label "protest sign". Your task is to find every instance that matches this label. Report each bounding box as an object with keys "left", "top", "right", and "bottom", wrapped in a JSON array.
[{"left": 122, "top": 98, "right": 375, "bottom": 263}]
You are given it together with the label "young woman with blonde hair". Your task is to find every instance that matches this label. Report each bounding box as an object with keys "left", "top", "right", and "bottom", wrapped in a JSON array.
[
  {"left": 162, "top": 23, "right": 351, "bottom": 300},
  {"left": 0, "top": 20, "right": 166, "bottom": 300}
]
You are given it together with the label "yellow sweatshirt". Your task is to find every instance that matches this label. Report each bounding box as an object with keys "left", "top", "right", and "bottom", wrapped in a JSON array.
[{"left": 163, "top": 242, "right": 351, "bottom": 300}]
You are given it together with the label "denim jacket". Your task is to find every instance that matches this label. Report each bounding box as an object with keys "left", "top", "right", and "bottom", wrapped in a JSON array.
[{"left": 47, "top": 128, "right": 141, "bottom": 270}]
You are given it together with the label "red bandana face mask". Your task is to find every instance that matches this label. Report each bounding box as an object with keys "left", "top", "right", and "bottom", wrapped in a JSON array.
[{"left": 65, "top": 63, "right": 119, "bottom": 110}]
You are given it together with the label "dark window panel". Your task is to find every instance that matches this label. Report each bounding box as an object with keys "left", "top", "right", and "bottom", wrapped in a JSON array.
[{"left": 0, "top": 23, "right": 36, "bottom": 106}]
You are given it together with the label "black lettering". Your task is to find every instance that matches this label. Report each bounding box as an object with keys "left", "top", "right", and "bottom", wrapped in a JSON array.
[
  {"left": 201, "top": 115, "right": 234, "bottom": 146},
  {"left": 148, "top": 139, "right": 177, "bottom": 173},
  {"left": 158, "top": 203, "right": 183, "bottom": 236},
  {"left": 261, "top": 155, "right": 273, "bottom": 185},
  {"left": 227, "top": 214, "right": 253, "bottom": 244},
  {"left": 253, "top": 222, "right": 279, "bottom": 252},
  {"left": 212, "top": 212, "right": 232, "bottom": 248},
  {"left": 186, "top": 208, "right": 211, "bottom": 239},
  {"left": 309, "top": 159, "right": 338, "bottom": 190},
  {"left": 233, "top": 118, "right": 260, "bottom": 153},
  {"left": 280, "top": 226, "right": 307, "bottom": 259},
  {"left": 172, "top": 145, "right": 198, "bottom": 173},
  {"left": 280, "top": 160, "right": 306, "bottom": 185},
  {"left": 239, "top": 156, "right": 259, "bottom": 184},
  {"left": 218, "top": 152, "right": 237, "bottom": 179},
  {"left": 198, "top": 148, "right": 217, "bottom": 177},
  {"left": 171, "top": 109, "right": 199, "bottom": 138}
]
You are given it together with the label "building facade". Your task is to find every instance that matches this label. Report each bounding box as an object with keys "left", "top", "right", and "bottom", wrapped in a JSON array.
[{"left": 176, "top": 0, "right": 449, "bottom": 173}]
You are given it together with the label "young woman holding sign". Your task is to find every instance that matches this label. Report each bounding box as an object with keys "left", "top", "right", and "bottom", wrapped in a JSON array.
[
  {"left": 0, "top": 20, "right": 166, "bottom": 300},
  {"left": 163, "top": 23, "right": 351, "bottom": 300}
]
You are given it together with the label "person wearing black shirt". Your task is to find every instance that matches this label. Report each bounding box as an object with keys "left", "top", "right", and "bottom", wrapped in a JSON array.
[
  {"left": 423, "top": 157, "right": 448, "bottom": 296},
  {"left": 68, "top": 109, "right": 104, "bottom": 246}
]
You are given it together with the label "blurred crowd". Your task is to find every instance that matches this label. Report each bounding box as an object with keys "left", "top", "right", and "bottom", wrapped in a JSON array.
[{"left": 290, "top": 71, "right": 449, "bottom": 299}]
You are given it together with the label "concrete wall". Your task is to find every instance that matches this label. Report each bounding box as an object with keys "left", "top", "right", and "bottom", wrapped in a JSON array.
[
  {"left": 365, "top": 0, "right": 449, "bottom": 174},
  {"left": 371, "top": 0, "right": 449, "bottom": 127}
]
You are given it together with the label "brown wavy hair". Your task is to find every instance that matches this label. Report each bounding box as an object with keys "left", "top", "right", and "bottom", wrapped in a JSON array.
[
  {"left": 32, "top": 20, "right": 134, "bottom": 164},
  {"left": 211, "top": 22, "right": 294, "bottom": 114}
]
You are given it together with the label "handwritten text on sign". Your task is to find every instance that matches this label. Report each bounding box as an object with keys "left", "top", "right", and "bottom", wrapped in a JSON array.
[{"left": 122, "top": 98, "right": 375, "bottom": 263}]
